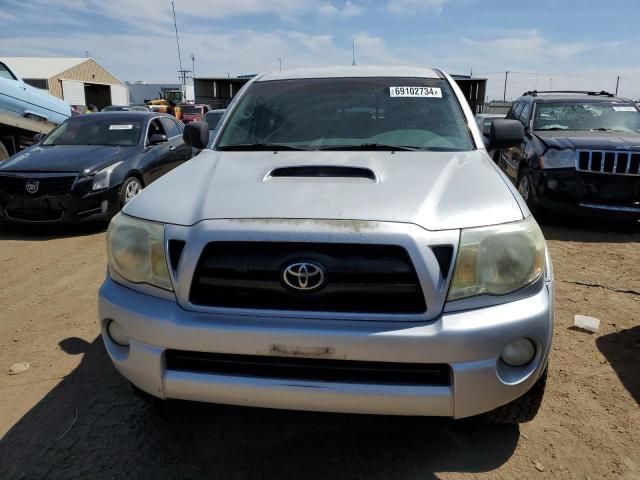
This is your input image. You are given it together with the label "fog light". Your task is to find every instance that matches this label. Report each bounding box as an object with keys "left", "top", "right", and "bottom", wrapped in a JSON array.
[
  {"left": 500, "top": 338, "right": 535, "bottom": 367},
  {"left": 107, "top": 319, "right": 129, "bottom": 347},
  {"left": 547, "top": 178, "right": 559, "bottom": 190}
]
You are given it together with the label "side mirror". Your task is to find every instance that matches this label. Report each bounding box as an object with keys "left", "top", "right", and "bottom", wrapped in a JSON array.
[
  {"left": 183, "top": 121, "right": 209, "bottom": 149},
  {"left": 33, "top": 133, "right": 46, "bottom": 143},
  {"left": 148, "top": 133, "right": 168, "bottom": 145},
  {"left": 488, "top": 119, "right": 524, "bottom": 149}
]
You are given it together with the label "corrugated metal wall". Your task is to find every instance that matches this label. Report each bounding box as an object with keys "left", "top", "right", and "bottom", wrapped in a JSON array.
[{"left": 48, "top": 59, "right": 125, "bottom": 99}]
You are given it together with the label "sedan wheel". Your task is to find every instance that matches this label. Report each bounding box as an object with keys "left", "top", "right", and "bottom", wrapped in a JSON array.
[{"left": 121, "top": 177, "right": 143, "bottom": 205}]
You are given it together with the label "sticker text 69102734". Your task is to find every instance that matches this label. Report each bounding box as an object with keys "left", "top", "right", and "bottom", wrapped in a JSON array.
[{"left": 389, "top": 87, "right": 442, "bottom": 98}]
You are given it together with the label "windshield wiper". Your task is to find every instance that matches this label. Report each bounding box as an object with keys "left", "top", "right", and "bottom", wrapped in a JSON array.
[
  {"left": 217, "top": 143, "right": 306, "bottom": 151},
  {"left": 316, "top": 143, "right": 417, "bottom": 151}
]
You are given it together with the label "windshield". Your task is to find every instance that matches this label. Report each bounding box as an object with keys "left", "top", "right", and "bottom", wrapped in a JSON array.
[
  {"left": 204, "top": 111, "right": 224, "bottom": 129},
  {"left": 216, "top": 77, "right": 473, "bottom": 151},
  {"left": 42, "top": 117, "right": 143, "bottom": 146},
  {"left": 182, "top": 105, "right": 204, "bottom": 114},
  {"left": 534, "top": 102, "right": 640, "bottom": 132}
]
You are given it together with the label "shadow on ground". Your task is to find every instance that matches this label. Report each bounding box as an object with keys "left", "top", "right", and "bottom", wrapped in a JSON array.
[
  {"left": 597, "top": 325, "right": 640, "bottom": 405},
  {"left": 539, "top": 213, "right": 640, "bottom": 243},
  {"left": 0, "top": 337, "right": 519, "bottom": 480},
  {"left": 0, "top": 221, "right": 107, "bottom": 241}
]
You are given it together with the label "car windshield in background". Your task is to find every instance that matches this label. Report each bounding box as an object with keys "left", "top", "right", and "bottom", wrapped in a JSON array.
[
  {"left": 534, "top": 102, "right": 640, "bottom": 132},
  {"left": 204, "top": 112, "right": 224, "bottom": 129},
  {"left": 216, "top": 77, "right": 474, "bottom": 151},
  {"left": 182, "top": 105, "right": 203, "bottom": 114},
  {"left": 42, "top": 117, "right": 143, "bottom": 146}
]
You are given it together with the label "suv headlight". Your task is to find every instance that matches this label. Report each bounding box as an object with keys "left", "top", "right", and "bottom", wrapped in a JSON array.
[
  {"left": 92, "top": 162, "right": 123, "bottom": 191},
  {"left": 106, "top": 213, "right": 172, "bottom": 291},
  {"left": 448, "top": 216, "right": 545, "bottom": 301},
  {"left": 541, "top": 149, "right": 574, "bottom": 169}
]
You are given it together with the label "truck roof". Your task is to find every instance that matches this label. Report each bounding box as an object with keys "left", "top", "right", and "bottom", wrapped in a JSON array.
[{"left": 258, "top": 66, "right": 441, "bottom": 82}]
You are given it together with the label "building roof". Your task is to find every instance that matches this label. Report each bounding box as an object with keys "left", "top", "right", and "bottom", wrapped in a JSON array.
[
  {"left": 258, "top": 65, "right": 440, "bottom": 82},
  {"left": 0, "top": 57, "right": 90, "bottom": 79}
]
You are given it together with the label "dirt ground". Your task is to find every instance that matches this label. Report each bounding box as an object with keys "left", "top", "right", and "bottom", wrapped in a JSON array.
[{"left": 0, "top": 217, "right": 638, "bottom": 480}]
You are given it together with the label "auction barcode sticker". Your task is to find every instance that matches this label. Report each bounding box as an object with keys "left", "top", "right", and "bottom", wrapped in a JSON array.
[
  {"left": 389, "top": 86, "right": 442, "bottom": 98},
  {"left": 109, "top": 124, "right": 133, "bottom": 130}
]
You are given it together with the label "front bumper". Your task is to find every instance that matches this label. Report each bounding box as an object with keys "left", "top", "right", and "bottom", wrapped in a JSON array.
[
  {"left": 98, "top": 277, "right": 554, "bottom": 418},
  {"left": 531, "top": 169, "right": 640, "bottom": 220},
  {"left": 0, "top": 185, "right": 121, "bottom": 223}
]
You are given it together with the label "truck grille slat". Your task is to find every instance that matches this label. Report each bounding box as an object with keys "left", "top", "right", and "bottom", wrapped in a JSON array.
[
  {"left": 166, "top": 350, "right": 451, "bottom": 386},
  {"left": 576, "top": 150, "right": 640, "bottom": 176},
  {"left": 189, "top": 242, "right": 427, "bottom": 314}
]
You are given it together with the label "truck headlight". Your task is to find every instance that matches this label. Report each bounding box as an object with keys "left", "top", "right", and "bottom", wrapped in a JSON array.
[
  {"left": 448, "top": 216, "right": 545, "bottom": 301},
  {"left": 540, "top": 149, "right": 574, "bottom": 169},
  {"left": 92, "top": 162, "right": 123, "bottom": 191},
  {"left": 106, "top": 213, "right": 172, "bottom": 291}
]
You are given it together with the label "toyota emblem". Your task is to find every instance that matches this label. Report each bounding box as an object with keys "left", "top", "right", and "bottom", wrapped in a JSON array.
[
  {"left": 282, "top": 261, "right": 326, "bottom": 291},
  {"left": 25, "top": 179, "right": 40, "bottom": 194}
]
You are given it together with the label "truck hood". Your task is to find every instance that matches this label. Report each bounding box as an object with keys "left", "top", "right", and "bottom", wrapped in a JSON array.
[
  {"left": 124, "top": 150, "right": 524, "bottom": 231},
  {"left": 534, "top": 130, "right": 640, "bottom": 151},
  {"left": 0, "top": 144, "right": 130, "bottom": 173}
]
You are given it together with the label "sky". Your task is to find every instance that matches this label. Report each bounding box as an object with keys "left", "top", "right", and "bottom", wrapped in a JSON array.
[{"left": 2, "top": 0, "right": 640, "bottom": 100}]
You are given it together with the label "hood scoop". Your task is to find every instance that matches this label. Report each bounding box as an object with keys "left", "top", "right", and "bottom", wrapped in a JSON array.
[{"left": 266, "top": 165, "right": 377, "bottom": 182}]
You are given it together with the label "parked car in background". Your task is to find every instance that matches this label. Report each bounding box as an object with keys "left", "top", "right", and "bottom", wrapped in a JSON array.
[
  {"left": 497, "top": 90, "right": 640, "bottom": 220},
  {"left": 130, "top": 105, "right": 150, "bottom": 112},
  {"left": 0, "top": 60, "right": 71, "bottom": 125},
  {"left": 203, "top": 108, "right": 225, "bottom": 147},
  {"left": 0, "top": 112, "right": 192, "bottom": 223},
  {"left": 71, "top": 105, "right": 87, "bottom": 116},
  {"left": 180, "top": 104, "right": 210, "bottom": 124},
  {"left": 100, "top": 66, "right": 553, "bottom": 424},
  {"left": 102, "top": 105, "right": 131, "bottom": 112}
]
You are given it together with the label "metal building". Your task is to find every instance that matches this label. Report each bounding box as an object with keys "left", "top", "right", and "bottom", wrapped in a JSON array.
[
  {"left": 193, "top": 77, "right": 252, "bottom": 109},
  {"left": 0, "top": 57, "right": 128, "bottom": 110},
  {"left": 451, "top": 75, "right": 488, "bottom": 114}
]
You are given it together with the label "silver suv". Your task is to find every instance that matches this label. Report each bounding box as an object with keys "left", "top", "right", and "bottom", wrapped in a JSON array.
[{"left": 99, "top": 66, "right": 554, "bottom": 423}]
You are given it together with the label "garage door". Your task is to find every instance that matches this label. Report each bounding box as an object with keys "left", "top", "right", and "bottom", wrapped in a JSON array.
[
  {"left": 110, "top": 85, "right": 128, "bottom": 106},
  {"left": 61, "top": 80, "right": 85, "bottom": 105}
]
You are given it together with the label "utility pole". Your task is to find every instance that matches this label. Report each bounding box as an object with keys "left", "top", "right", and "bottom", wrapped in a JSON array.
[
  {"left": 278, "top": 58, "right": 282, "bottom": 71},
  {"left": 550, "top": 78, "right": 553, "bottom": 90},
  {"left": 352, "top": 39, "right": 356, "bottom": 66},
  {"left": 171, "top": 1, "right": 186, "bottom": 100},
  {"left": 503, "top": 70, "right": 509, "bottom": 101},
  {"left": 615, "top": 76, "right": 620, "bottom": 96},
  {"left": 191, "top": 54, "right": 195, "bottom": 81}
]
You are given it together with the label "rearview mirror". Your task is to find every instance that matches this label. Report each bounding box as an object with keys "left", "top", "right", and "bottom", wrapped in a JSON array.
[
  {"left": 149, "top": 133, "right": 168, "bottom": 145},
  {"left": 488, "top": 119, "right": 524, "bottom": 149},
  {"left": 183, "top": 121, "right": 209, "bottom": 150}
]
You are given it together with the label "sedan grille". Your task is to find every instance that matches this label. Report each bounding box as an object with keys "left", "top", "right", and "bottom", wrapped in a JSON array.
[
  {"left": 190, "top": 242, "right": 427, "bottom": 314},
  {"left": 577, "top": 150, "right": 640, "bottom": 176},
  {"left": 0, "top": 174, "right": 76, "bottom": 195}
]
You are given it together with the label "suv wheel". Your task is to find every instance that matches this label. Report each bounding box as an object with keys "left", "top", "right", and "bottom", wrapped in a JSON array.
[
  {"left": 483, "top": 368, "right": 548, "bottom": 423},
  {"left": 517, "top": 169, "right": 538, "bottom": 213}
]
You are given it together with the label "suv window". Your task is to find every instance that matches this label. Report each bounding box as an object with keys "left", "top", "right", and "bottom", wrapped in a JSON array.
[
  {"left": 160, "top": 117, "right": 182, "bottom": 137},
  {"left": 217, "top": 77, "right": 474, "bottom": 151},
  {"left": 509, "top": 102, "right": 524, "bottom": 121},
  {"left": 519, "top": 102, "right": 531, "bottom": 126},
  {"left": 0, "top": 63, "right": 17, "bottom": 81}
]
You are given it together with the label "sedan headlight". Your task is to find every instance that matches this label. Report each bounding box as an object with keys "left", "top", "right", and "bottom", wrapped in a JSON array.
[
  {"left": 92, "top": 162, "right": 123, "bottom": 190},
  {"left": 448, "top": 216, "right": 545, "bottom": 301},
  {"left": 540, "top": 149, "right": 574, "bottom": 169},
  {"left": 106, "top": 213, "right": 172, "bottom": 291}
]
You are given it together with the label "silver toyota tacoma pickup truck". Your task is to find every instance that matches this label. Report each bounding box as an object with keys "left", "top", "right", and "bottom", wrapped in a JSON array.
[{"left": 99, "top": 66, "right": 554, "bottom": 423}]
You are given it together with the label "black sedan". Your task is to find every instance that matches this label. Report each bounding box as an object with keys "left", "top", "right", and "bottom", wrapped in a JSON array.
[{"left": 0, "top": 112, "right": 192, "bottom": 223}]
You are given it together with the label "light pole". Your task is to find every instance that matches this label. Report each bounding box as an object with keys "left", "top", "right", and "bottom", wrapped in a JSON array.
[
  {"left": 191, "top": 54, "right": 195, "bottom": 80},
  {"left": 503, "top": 70, "right": 509, "bottom": 101},
  {"left": 278, "top": 58, "right": 282, "bottom": 71}
]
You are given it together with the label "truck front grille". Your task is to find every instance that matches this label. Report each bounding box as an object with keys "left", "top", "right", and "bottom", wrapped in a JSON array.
[
  {"left": 166, "top": 351, "right": 451, "bottom": 386},
  {"left": 189, "top": 242, "right": 426, "bottom": 314},
  {"left": 577, "top": 150, "right": 640, "bottom": 176},
  {"left": 0, "top": 174, "right": 76, "bottom": 196}
]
